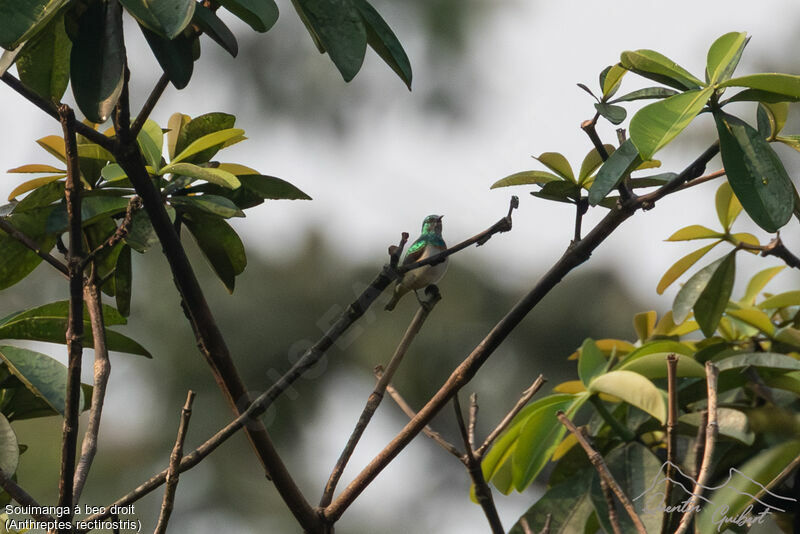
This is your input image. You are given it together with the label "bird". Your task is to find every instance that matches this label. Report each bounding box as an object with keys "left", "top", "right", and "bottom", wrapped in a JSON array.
[{"left": 385, "top": 214, "right": 448, "bottom": 311}]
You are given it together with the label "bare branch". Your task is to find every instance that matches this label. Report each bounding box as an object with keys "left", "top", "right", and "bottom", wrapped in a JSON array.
[
  {"left": 674, "top": 362, "right": 719, "bottom": 534},
  {"left": 738, "top": 234, "right": 800, "bottom": 270},
  {"left": 557, "top": 412, "right": 646, "bottom": 534},
  {"left": 82, "top": 196, "right": 141, "bottom": 268},
  {"left": 73, "top": 278, "right": 112, "bottom": 503},
  {"left": 468, "top": 393, "right": 478, "bottom": 453},
  {"left": 661, "top": 353, "right": 678, "bottom": 534},
  {"left": 475, "top": 375, "right": 546, "bottom": 459},
  {"left": 154, "top": 391, "right": 196, "bottom": 534},
  {"left": 320, "top": 295, "right": 440, "bottom": 507},
  {"left": 130, "top": 74, "right": 170, "bottom": 138},
  {"left": 0, "top": 467, "right": 55, "bottom": 523},
  {"left": 56, "top": 104, "right": 85, "bottom": 533},
  {"left": 599, "top": 471, "right": 623, "bottom": 534}
]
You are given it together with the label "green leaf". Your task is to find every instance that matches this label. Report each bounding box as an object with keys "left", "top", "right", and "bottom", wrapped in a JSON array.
[
  {"left": 291, "top": 0, "right": 366, "bottom": 82},
  {"left": 7, "top": 164, "right": 65, "bottom": 174},
  {"left": 714, "top": 111, "right": 794, "bottom": 232},
  {"left": 531, "top": 181, "right": 581, "bottom": 204},
  {"left": 239, "top": 175, "right": 311, "bottom": 200},
  {"left": 587, "top": 139, "right": 640, "bottom": 206},
  {"left": 741, "top": 265, "right": 784, "bottom": 305},
  {"left": 534, "top": 152, "right": 574, "bottom": 182},
  {"left": 170, "top": 195, "right": 245, "bottom": 218},
  {"left": 0, "top": 0, "right": 70, "bottom": 50},
  {"left": 693, "top": 252, "right": 736, "bottom": 337},
  {"left": 759, "top": 290, "right": 800, "bottom": 309},
  {"left": 7, "top": 175, "right": 65, "bottom": 201},
  {"left": 125, "top": 205, "right": 175, "bottom": 253},
  {"left": 672, "top": 255, "right": 724, "bottom": 323},
  {"left": 70, "top": 0, "right": 125, "bottom": 123},
  {"left": 15, "top": 10, "right": 70, "bottom": 102},
  {"left": 0, "top": 301, "right": 150, "bottom": 357},
  {"left": 218, "top": 0, "right": 278, "bottom": 33},
  {"left": 193, "top": 3, "right": 238, "bottom": 57},
  {"left": 619, "top": 352, "right": 705, "bottom": 378},
  {"left": 696, "top": 439, "right": 800, "bottom": 533},
  {"left": 578, "top": 339, "right": 606, "bottom": 387},
  {"left": 758, "top": 102, "right": 789, "bottom": 141},
  {"left": 512, "top": 394, "right": 586, "bottom": 491},
  {"left": 353, "top": 0, "right": 411, "bottom": 89},
  {"left": 715, "top": 352, "right": 800, "bottom": 372},
  {"left": 578, "top": 145, "right": 615, "bottom": 184},
  {"left": 45, "top": 196, "right": 130, "bottom": 233},
  {"left": 140, "top": 24, "right": 195, "bottom": 90},
  {"left": 715, "top": 181, "right": 742, "bottom": 231},
  {"left": 587, "top": 370, "right": 666, "bottom": 423},
  {"left": 136, "top": 119, "right": 163, "bottom": 171},
  {"left": 609, "top": 86, "right": 679, "bottom": 103},
  {"left": 666, "top": 224, "right": 723, "bottom": 241},
  {"left": 13, "top": 180, "right": 65, "bottom": 212},
  {"left": 114, "top": 245, "right": 132, "bottom": 317},
  {"left": 167, "top": 113, "right": 190, "bottom": 160},
  {"left": 620, "top": 49, "right": 704, "bottom": 91},
  {"left": 630, "top": 87, "right": 714, "bottom": 160},
  {"left": 184, "top": 213, "right": 246, "bottom": 293},
  {"left": 120, "top": 0, "right": 194, "bottom": 39},
  {"left": 0, "top": 345, "right": 85, "bottom": 415},
  {"left": 174, "top": 113, "right": 235, "bottom": 159},
  {"left": 160, "top": 162, "right": 241, "bottom": 189},
  {"left": 510, "top": 469, "right": 595, "bottom": 534},
  {"left": 0, "top": 207, "right": 57, "bottom": 290},
  {"left": 706, "top": 32, "right": 748, "bottom": 84},
  {"left": 601, "top": 64, "right": 626, "bottom": 98},
  {"left": 720, "top": 73, "right": 800, "bottom": 99},
  {"left": 171, "top": 128, "right": 245, "bottom": 164},
  {"left": 594, "top": 102, "right": 626, "bottom": 125},
  {"left": 590, "top": 443, "right": 662, "bottom": 534},
  {"left": 490, "top": 170, "right": 561, "bottom": 189},
  {"left": 681, "top": 407, "right": 754, "bottom": 444}
]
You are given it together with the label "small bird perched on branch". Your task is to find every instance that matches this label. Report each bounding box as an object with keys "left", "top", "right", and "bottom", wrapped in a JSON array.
[{"left": 385, "top": 214, "right": 448, "bottom": 311}]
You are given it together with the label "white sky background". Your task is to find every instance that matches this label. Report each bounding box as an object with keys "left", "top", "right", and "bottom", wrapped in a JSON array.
[{"left": 3, "top": 1, "right": 800, "bottom": 532}]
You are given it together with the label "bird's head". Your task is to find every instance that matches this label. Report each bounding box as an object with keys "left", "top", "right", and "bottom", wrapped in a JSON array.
[{"left": 421, "top": 214, "right": 444, "bottom": 235}]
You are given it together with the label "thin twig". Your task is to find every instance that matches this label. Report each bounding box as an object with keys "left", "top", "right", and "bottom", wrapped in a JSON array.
[
  {"left": 130, "top": 74, "right": 170, "bottom": 138},
  {"left": 56, "top": 104, "right": 85, "bottom": 533},
  {"left": 1, "top": 72, "right": 115, "bottom": 151},
  {"left": 453, "top": 394, "right": 504, "bottom": 534},
  {"left": 475, "top": 375, "right": 546, "bottom": 459},
  {"left": 81, "top": 196, "right": 141, "bottom": 268},
  {"left": 538, "top": 515, "right": 552, "bottom": 534},
  {"left": 0, "top": 467, "right": 55, "bottom": 523},
  {"left": 674, "top": 168, "right": 726, "bottom": 192},
  {"left": 738, "top": 234, "right": 800, "bottom": 270},
  {"left": 599, "top": 471, "right": 624, "bottom": 534},
  {"left": 73, "top": 276, "right": 112, "bottom": 503},
  {"left": 691, "top": 410, "right": 707, "bottom": 481},
  {"left": 520, "top": 516, "right": 534, "bottom": 534},
  {"left": 323, "top": 144, "right": 722, "bottom": 523},
  {"left": 382, "top": 379, "right": 462, "bottom": 458},
  {"left": 557, "top": 412, "right": 646, "bottom": 534},
  {"left": 581, "top": 118, "right": 610, "bottom": 160},
  {"left": 0, "top": 218, "right": 69, "bottom": 277},
  {"left": 320, "top": 295, "right": 440, "bottom": 507},
  {"left": 747, "top": 453, "right": 800, "bottom": 510},
  {"left": 154, "top": 391, "right": 196, "bottom": 534},
  {"left": 661, "top": 353, "right": 678, "bottom": 534},
  {"left": 468, "top": 393, "right": 478, "bottom": 453},
  {"left": 674, "top": 362, "right": 719, "bottom": 534}
]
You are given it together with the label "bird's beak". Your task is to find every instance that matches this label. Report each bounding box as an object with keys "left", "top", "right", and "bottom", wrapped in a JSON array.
[{"left": 437, "top": 215, "right": 444, "bottom": 221}]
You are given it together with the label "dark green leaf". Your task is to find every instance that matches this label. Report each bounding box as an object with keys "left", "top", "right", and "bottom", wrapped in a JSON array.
[
  {"left": 45, "top": 196, "right": 130, "bottom": 234},
  {"left": 693, "top": 251, "right": 736, "bottom": 336},
  {"left": 184, "top": 213, "right": 246, "bottom": 293},
  {"left": 193, "top": 3, "right": 238, "bottom": 57},
  {"left": 120, "top": 0, "right": 194, "bottom": 39},
  {"left": 725, "top": 88, "right": 800, "bottom": 104},
  {"left": 713, "top": 111, "right": 794, "bottom": 232},
  {"left": 0, "top": 207, "right": 57, "bottom": 290},
  {"left": 125, "top": 205, "right": 175, "bottom": 253},
  {"left": 714, "top": 352, "right": 800, "bottom": 372},
  {"left": 588, "top": 139, "right": 640, "bottom": 206},
  {"left": 594, "top": 102, "right": 626, "bottom": 124},
  {"left": 0, "top": 0, "right": 70, "bottom": 50},
  {"left": 672, "top": 256, "right": 725, "bottom": 324},
  {"left": 140, "top": 24, "right": 195, "bottom": 90},
  {"left": 353, "top": 0, "right": 411, "bottom": 89},
  {"left": 13, "top": 180, "right": 65, "bottom": 212},
  {"left": 609, "top": 86, "right": 679, "bottom": 103},
  {"left": 509, "top": 469, "right": 595, "bottom": 534},
  {"left": 531, "top": 181, "right": 581, "bottom": 204},
  {"left": 15, "top": 11, "right": 71, "bottom": 102},
  {"left": 239, "top": 174, "right": 312, "bottom": 200},
  {"left": 174, "top": 113, "right": 236, "bottom": 163},
  {"left": 578, "top": 339, "right": 606, "bottom": 387},
  {"left": 629, "top": 172, "right": 677, "bottom": 188},
  {"left": 170, "top": 195, "right": 245, "bottom": 218},
  {"left": 291, "top": 0, "right": 367, "bottom": 82},
  {"left": 70, "top": 0, "right": 125, "bottom": 123},
  {"left": 0, "top": 345, "right": 85, "bottom": 415},
  {"left": 115, "top": 245, "right": 132, "bottom": 317},
  {"left": 218, "top": 0, "right": 278, "bottom": 33}
]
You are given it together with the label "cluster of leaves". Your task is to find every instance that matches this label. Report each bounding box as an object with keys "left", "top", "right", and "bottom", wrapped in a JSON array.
[
  {"left": 484, "top": 264, "right": 800, "bottom": 532},
  {"left": 0, "top": 0, "right": 411, "bottom": 123},
  {"left": 493, "top": 31, "right": 800, "bottom": 235},
  {"left": 0, "top": 111, "right": 309, "bottom": 499}
]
